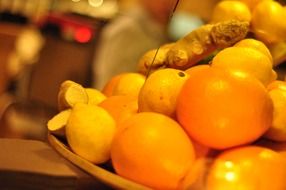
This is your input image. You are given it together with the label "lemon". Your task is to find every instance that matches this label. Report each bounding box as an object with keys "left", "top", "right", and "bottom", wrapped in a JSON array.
[
  {"left": 234, "top": 38, "right": 273, "bottom": 63},
  {"left": 138, "top": 68, "right": 189, "bottom": 118},
  {"left": 252, "top": 0, "right": 286, "bottom": 44},
  {"left": 58, "top": 80, "right": 88, "bottom": 110},
  {"left": 211, "top": 1, "right": 252, "bottom": 23},
  {"left": 85, "top": 88, "right": 106, "bottom": 105},
  {"left": 212, "top": 47, "right": 273, "bottom": 86},
  {"left": 66, "top": 103, "right": 116, "bottom": 164},
  {"left": 47, "top": 109, "right": 71, "bottom": 137}
]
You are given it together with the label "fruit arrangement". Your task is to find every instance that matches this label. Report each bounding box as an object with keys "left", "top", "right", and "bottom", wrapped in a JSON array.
[{"left": 47, "top": 0, "right": 286, "bottom": 189}]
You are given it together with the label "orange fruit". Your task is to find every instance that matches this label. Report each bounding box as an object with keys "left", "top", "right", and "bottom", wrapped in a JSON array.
[
  {"left": 185, "top": 64, "right": 211, "bottom": 74},
  {"left": 102, "top": 73, "right": 125, "bottom": 97},
  {"left": 234, "top": 38, "right": 273, "bottom": 63},
  {"left": 102, "top": 72, "right": 146, "bottom": 97},
  {"left": 98, "top": 95, "right": 138, "bottom": 125},
  {"left": 252, "top": 0, "right": 286, "bottom": 44},
  {"left": 111, "top": 112, "right": 195, "bottom": 190},
  {"left": 264, "top": 80, "right": 286, "bottom": 141},
  {"left": 138, "top": 68, "right": 189, "bottom": 118},
  {"left": 212, "top": 46, "right": 274, "bottom": 85},
  {"left": 176, "top": 66, "right": 273, "bottom": 149},
  {"left": 206, "top": 146, "right": 286, "bottom": 190},
  {"left": 178, "top": 157, "right": 210, "bottom": 190},
  {"left": 210, "top": 0, "right": 251, "bottom": 23},
  {"left": 255, "top": 138, "right": 286, "bottom": 157},
  {"left": 237, "top": 0, "right": 263, "bottom": 10}
]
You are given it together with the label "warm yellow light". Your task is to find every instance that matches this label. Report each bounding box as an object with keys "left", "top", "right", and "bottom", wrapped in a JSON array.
[
  {"left": 88, "top": 0, "right": 103, "bottom": 7},
  {"left": 225, "top": 171, "right": 236, "bottom": 182},
  {"left": 71, "top": 0, "right": 81, "bottom": 2},
  {"left": 224, "top": 161, "right": 233, "bottom": 168}
]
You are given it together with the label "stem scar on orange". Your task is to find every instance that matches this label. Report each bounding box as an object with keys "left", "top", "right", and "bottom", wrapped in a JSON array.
[{"left": 176, "top": 66, "right": 273, "bottom": 149}]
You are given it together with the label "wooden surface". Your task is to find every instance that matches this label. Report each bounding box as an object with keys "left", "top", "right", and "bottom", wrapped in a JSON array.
[{"left": 0, "top": 137, "right": 112, "bottom": 189}]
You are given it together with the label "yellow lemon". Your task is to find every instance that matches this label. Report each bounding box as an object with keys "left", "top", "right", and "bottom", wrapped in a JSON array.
[
  {"left": 252, "top": 0, "right": 286, "bottom": 44},
  {"left": 85, "top": 88, "right": 106, "bottom": 105},
  {"left": 66, "top": 103, "right": 116, "bottom": 164},
  {"left": 212, "top": 46, "right": 273, "bottom": 86},
  {"left": 138, "top": 68, "right": 189, "bottom": 118},
  {"left": 211, "top": 1, "right": 252, "bottom": 23}
]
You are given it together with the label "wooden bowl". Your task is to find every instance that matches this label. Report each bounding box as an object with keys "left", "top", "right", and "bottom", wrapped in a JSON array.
[{"left": 47, "top": 133, "right": 151, "bottom": 190}]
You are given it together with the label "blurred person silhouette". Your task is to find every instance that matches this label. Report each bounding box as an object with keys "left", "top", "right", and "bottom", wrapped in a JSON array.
[{"left": 92, "top": 0, "right": 175, "bottom": 90}]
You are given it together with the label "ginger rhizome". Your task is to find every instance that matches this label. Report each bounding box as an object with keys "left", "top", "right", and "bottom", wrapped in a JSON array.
[{"left": 138, "top": 20, "right": 249, "bottom": 75}]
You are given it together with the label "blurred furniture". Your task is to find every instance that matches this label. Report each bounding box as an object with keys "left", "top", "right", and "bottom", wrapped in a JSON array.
[
  {"left": 0, "top": 13, "right": 105, "bottom": 141},
  {"left": 0, "top": 23, "right": 22, "bottom": 94}
]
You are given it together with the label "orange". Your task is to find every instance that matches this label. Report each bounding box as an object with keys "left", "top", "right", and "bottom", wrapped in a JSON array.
[
  {"left": 234, "top": 38, "right": 273, "bottom": 63},
  {"left": 210, "top": 0, "right": 251, "bottom": 23},
  {"left": 206, "top": 146, "right": 286, "bottom": 190},
  {"left": 237, "top": 0, "right": 263, "bottom": 10},
  {"left": 102, "top": 72, "right": 146, "bottom": 97},
  {"left": 102, "top": 73, "right": 125, "bottom": 97},
  {"left": 212, "top": 46, "right": 274, "bottom": 85},
  {"left": 255, "top": 138, "right": 286, "bottom": 157},
  {"left": 138, "top": 68, "right": 189, "bottom": 118},
  {"left": 111, "top": 112, "right": 195, "bottom": 190},
  {"left": 185, "top": 64, "right": 211, "bottom": 74},
  {"left": 98, "top": 95, "right": 138, "bottom": 125},
  {"left": 264, "top": 80, "right": 286, "bottom": 141},
  {"left": 178, "top": 157, "right": 210, "bottom": 190},
  {"left": 252, "top": 0, "right": 286, "bottom": 44},
  {"left": 176, "top": 66, "right": 273, "bottom": 149}
]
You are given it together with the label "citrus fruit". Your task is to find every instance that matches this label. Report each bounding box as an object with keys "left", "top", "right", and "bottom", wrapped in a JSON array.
[
  {"left": 255, "top": 138, "right": 286, "bottom": 158},
  {"left": 111, "top": 112, "right": 195, "bottom": 190},
  {"left": 210, "top": 1, "right": 252, "bottom": 23},
  {"left": 185, "top": 64, "right": 211, "bottom": 74},
  {"left": 66, "top": 103, "right": 116, "bottom": 164},
  {"left": 234, "top": 38, "right": 273, "bottom": 63},
  {"left": 206, "top": 146, "right": 286, "bottom": 190},
  {"left": 102, "top": 72, "right": 146, "bottom": 98},
  {"left": 138, "top": 68, "right": 189, "bottom": 118},
  {"left": 178, "top": 157, "right": 210, "bottom": 190},
  {"left": 98, "top": 95, "right": 138, "bottom": 125},
  {"left": 102, "top": 73, "right": 125, "bottom": 97},
  {"left": 252, "top": 0, "right": 286, "bottom": 44},
  {"left": 176, "top": 66, "right": 273, "bottom": 149},
  {"left": 85, "top": 88, "right": 106, "bottom": 105},
  {"left": 264, "top": 80, "right": 286, "bottom": 141},
  {"left": 57, "top": 80, "right": 88, "bottom": 110},
  {"left": 237, "top": 0, "right": 263, "bottom": 10},
  {"left": 47, "top": 109, "right": 71, "bottom": 137},
  {"left": 212, "top": 46, "right": 273, "bottom": 85}
]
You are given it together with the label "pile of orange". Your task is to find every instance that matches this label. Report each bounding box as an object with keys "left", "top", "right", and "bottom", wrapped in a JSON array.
[{"left": 46, "top": 1, "right": 286, "bottom": 188}]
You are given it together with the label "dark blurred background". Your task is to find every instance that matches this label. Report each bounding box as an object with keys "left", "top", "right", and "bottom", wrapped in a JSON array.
[{"left": 0, "top": 0, "right": 217, "bottom": 140}]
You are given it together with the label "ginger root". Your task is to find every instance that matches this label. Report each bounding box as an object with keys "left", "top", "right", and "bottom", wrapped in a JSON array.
[{"left": 138, "top": 20, "right": 249, "bottom": 74}]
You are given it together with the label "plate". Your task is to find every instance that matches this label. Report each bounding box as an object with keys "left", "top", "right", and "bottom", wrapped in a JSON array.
[{"left": 47, "top": 133, "right": 151, "bottom": 190}]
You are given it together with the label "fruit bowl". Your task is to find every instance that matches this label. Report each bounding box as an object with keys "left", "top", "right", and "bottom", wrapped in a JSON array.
[{"left": 47, "top": 133, "right": 151, "bottom": 190}]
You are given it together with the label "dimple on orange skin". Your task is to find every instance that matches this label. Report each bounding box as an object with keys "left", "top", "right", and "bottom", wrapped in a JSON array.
[{"left": 176, "top": 66, "right": 273, "bottom": 149}]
